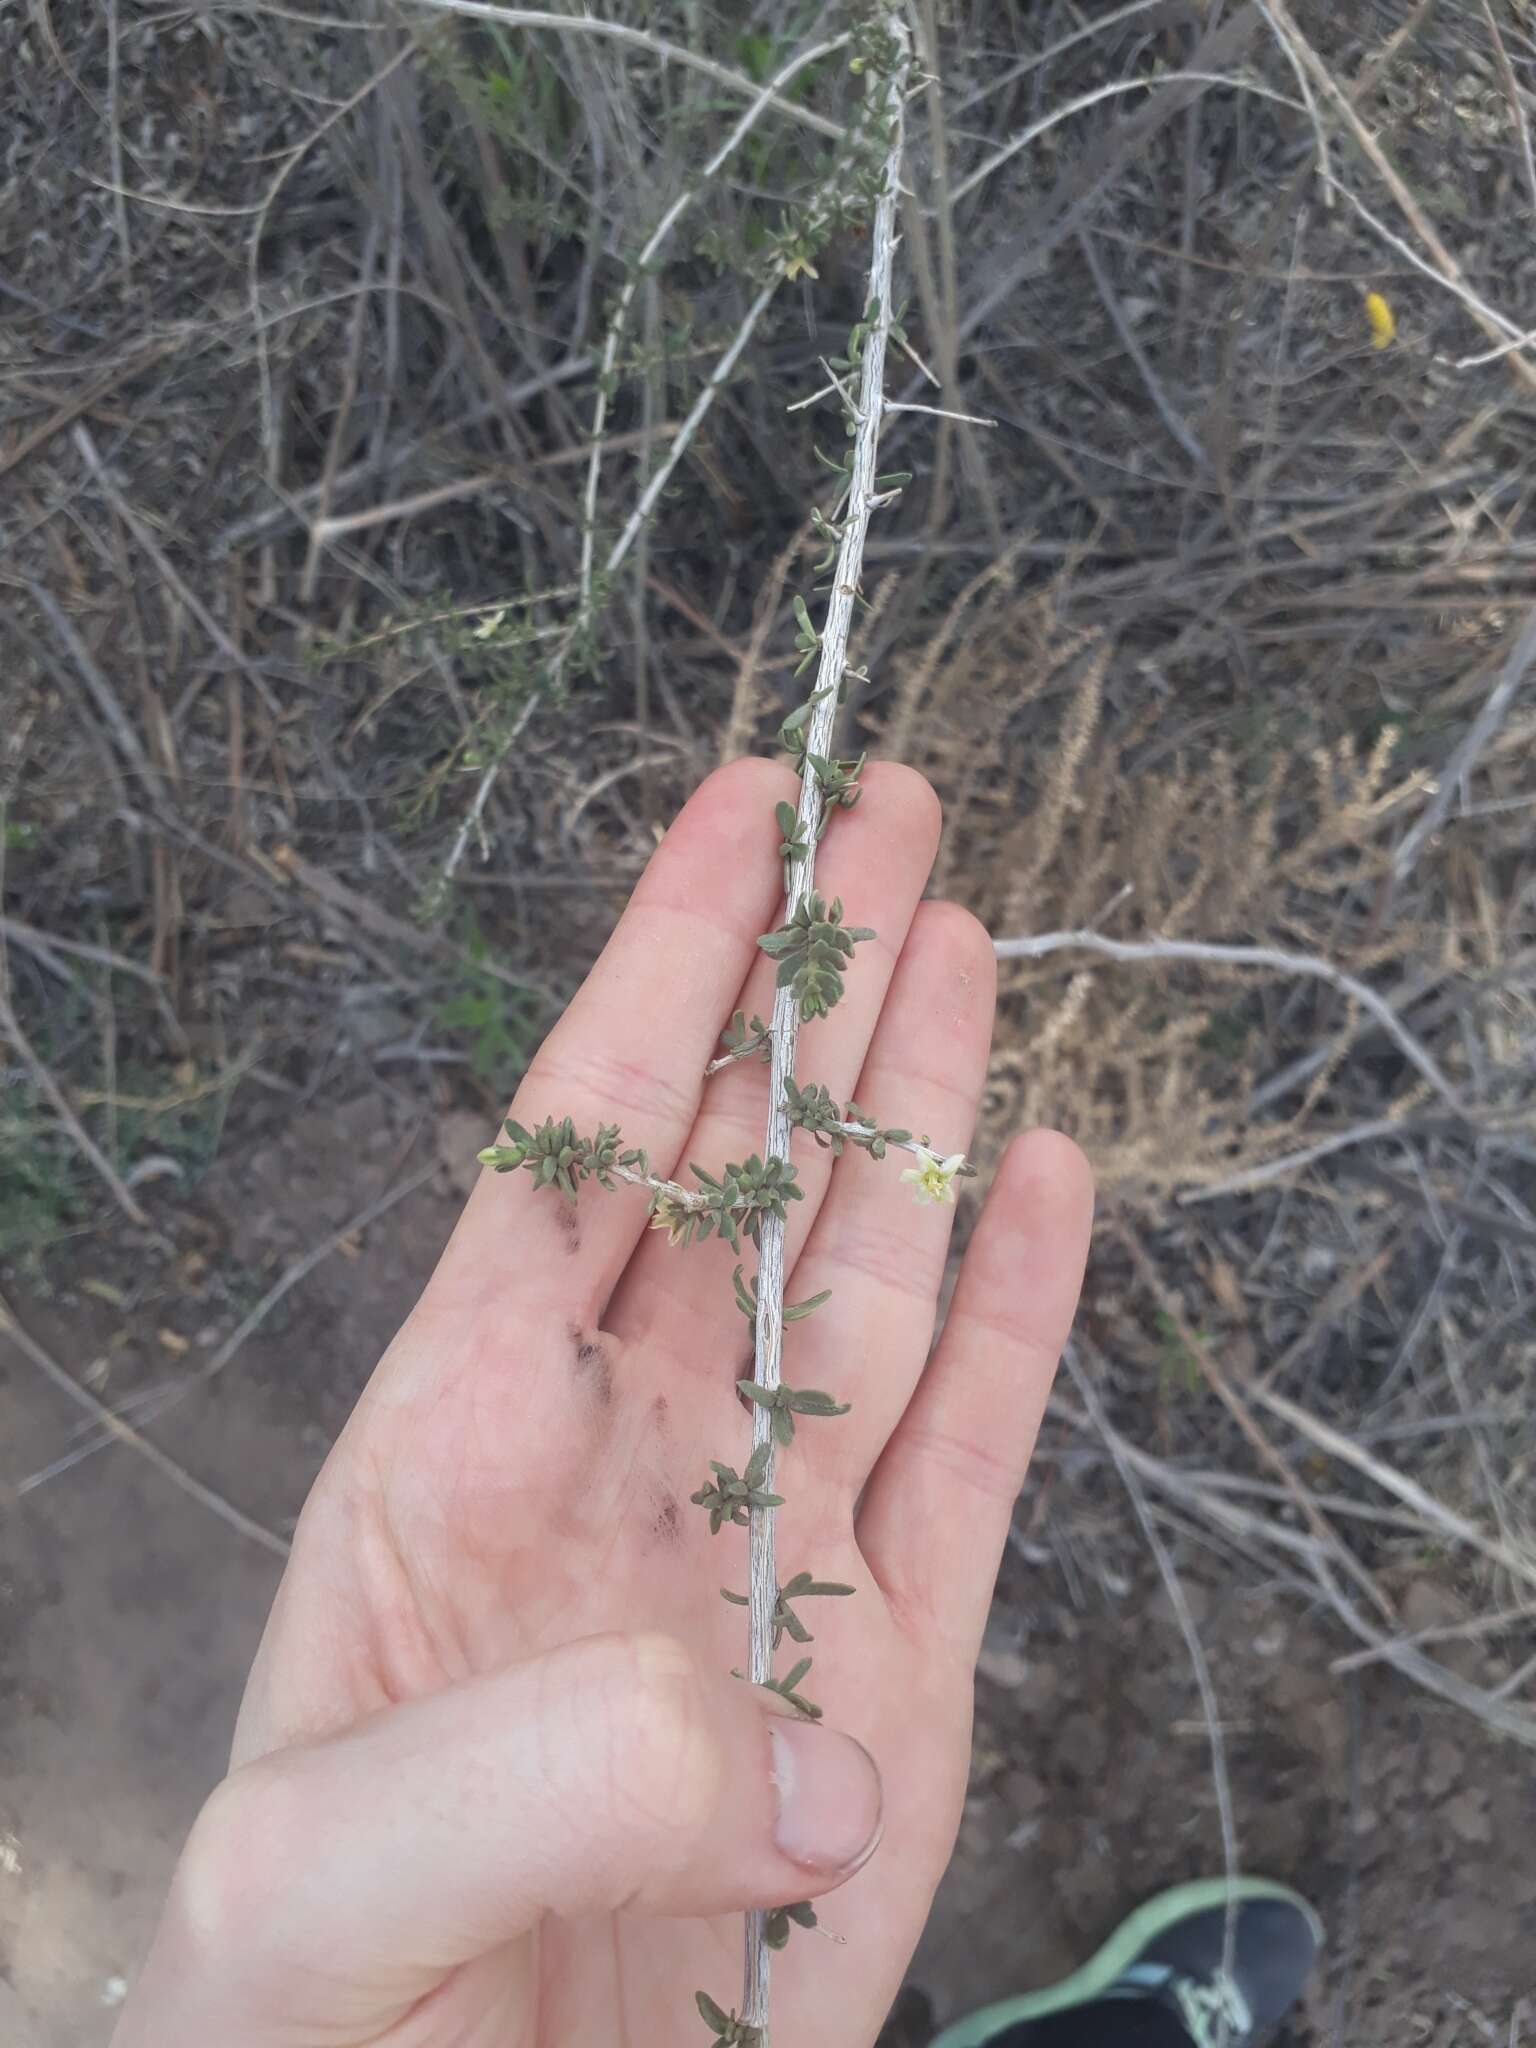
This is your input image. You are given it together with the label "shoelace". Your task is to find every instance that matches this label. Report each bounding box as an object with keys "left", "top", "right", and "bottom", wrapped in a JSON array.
[{"left": 1172, "top": 1969, "right": 1254, "bottom": 2048}]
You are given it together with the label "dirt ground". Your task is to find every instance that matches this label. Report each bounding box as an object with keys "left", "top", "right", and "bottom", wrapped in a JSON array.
[{"left": 3, "top": 1097, "right": 1531, "bottom": 2048}]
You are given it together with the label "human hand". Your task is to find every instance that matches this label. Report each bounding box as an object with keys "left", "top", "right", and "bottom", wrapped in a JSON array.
[{"left": 113, "top": 758, "right": 1093, "bottom": 2048}]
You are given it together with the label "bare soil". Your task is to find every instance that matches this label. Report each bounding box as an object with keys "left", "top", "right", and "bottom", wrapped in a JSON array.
[{"left": 3, "top": 1097, "right": 1531, "bottom": 2047}]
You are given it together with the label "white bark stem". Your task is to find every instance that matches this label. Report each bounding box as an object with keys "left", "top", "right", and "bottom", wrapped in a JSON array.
[
  {"left": 992, "top": 927, "right": 1466, "bottom": 1115},
  {"left": 743, "top": 22, "right": 910, "bottom": 2040}
]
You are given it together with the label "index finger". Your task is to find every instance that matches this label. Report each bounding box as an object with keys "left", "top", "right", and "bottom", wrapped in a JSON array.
[{"left": 430, "top": 756, "right": 796, "bottom": 1322}]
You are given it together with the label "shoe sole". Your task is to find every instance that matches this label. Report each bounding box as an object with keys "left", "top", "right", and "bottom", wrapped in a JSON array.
[{"left": 926, "top": 1875, "right": 1324, "bottom": 2048}]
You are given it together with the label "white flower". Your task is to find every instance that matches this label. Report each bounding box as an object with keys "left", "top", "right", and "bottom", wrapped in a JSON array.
[{"left": 899, "top": 1145, "right": 966, "bottom": 1206}]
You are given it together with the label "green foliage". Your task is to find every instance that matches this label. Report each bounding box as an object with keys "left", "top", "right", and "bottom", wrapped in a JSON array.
[
  {"left": 763, "top": 1901, "right": 819, "bottom": 1951},
  {"left": 756, "top": 1654, "right": 822, "bottom": 1720},
  {"left": 0, "top": 1099, "right": 80, "bottom": 1260},
  {"left": 791, "top": 594, "right": 820, "bottom": 677},
  {"left": 1154, "top": 1308, "right": 1206, "bottom": 1400},
  {"left": 717, "top": 1009, "right": 770, "bottom": 1065},
  {"left": 731, "top": 1262, "right": 831, "bottom": 1325},
  {"left": 805, "top": 746, "right": 868, "bottom": 818},
  {"left": 479, "top": 1114, "right": 635, "bottom": 1205},
  {"left": 111, "top": 1069, "right": 232, "bottom": 1188},
  {"left": 722, "top": 1571, "right": 856, "bottom": 1647},
  {"left": 1198, "top": 1005, "right": 1254, "bottom": 1062},
  {"left": 757, "top": 891, "right": 876, "bottom": 1021},
  {"left": 779, "top": 682, "right": 835, "bottom": 757},
  {"left": 668, "top": 1153, "right": 802, "bottom": 1252},
  {"left": 736, "top": 1377, "right": 849, "bottom": 1447},
  {"left": 690, "top": 1444, "right": 784, "bottom": 1534},
  {"left": 783, "top": 1077, "right": 913, "bottom": 1159},
  {"left": 424, "top": 24, "right": 584, "bottom": 238},
  {"left": 778, "top": 682, "right": 866, "bottom": 823},
  {"left": 696, "top": 1990, "right": 762, "bottom": 2046},
  {"left": 433, "top": 920, "right": 542, "bottom": 1084},
  {"left": 775, "top": 799, "right": 811, "bottom": 890}
]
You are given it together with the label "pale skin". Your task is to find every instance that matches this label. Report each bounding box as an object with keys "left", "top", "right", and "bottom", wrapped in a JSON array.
[{"left": 114, "top": 757, "right": 1094, "bottom": 2048}]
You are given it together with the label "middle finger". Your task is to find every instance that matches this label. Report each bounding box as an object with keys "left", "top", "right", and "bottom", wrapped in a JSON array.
[{"left": 603, "top": 763, "right": 941, "bottom": 1358}]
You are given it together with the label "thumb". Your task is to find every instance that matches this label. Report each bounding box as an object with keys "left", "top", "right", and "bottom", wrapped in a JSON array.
[{"left": 124, "top": 1632, "right": 882, "bottom": 2038}]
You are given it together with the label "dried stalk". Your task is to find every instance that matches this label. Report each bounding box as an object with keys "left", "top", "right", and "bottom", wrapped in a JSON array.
[
  {"left": 992, "top": 927, "right": 1466, "bottom": 1115},
  {"left": 1390, "top": 604, "right": 1536, "bottom": 887},
  {"left": 441, "top": 277, "right": 775, "bottom": 886},
  {"left": 950, "top": 71, "right": 1305, "bottom": 206},
  {"left": 0, "top": 992, "right": 152, "bottom": 1232},
  {"left": 1063, "top": 1341, "right": 1241, "bottom": 1985},
  {"left": 742, "top": 21, "right": 910, "bottom": 2038}
]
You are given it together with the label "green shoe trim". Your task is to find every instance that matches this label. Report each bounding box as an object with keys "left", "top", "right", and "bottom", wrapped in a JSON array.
[{"left": 927, "top": 1876, "right": 1323, "bottom": 2048}]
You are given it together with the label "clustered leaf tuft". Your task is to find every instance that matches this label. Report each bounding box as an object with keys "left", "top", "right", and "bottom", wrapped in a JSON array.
[
  {"left": 477, "top": 1116, "right": 641, "bottom": 1205},
  {"left": 662, "top": 1153, "right": 802, "bottom": 1251},
  {"left": 737, "top": 1378, "right": 851, "bottom": 1447},
  {"left": 757, "top": 892, "right": 876, "bottom": 1022},
  {"left": 718, "top": 1008, "right": 771, "bottom": 1065},
  {"left": 690, "top": 1445, "right": 784, "bottom": 1534},
  {"left": 779, "top": 694, "right": 866, "bottom": 824},
  {"left": 784, "top": 1078, "right": 912, "bottom": 1158},
  {"left": 805, "top": 747, "right": 867, "bottom": 816}
]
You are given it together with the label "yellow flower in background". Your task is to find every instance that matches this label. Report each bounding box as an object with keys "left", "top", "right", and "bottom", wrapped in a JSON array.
[{"left": 1365, "top": 292, "right": 1396, "bottom": 349}]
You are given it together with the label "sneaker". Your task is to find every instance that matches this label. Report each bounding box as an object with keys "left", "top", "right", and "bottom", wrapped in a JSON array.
[{"left": 928, "top": 1876, "right": 1322, "bottom": 2048}]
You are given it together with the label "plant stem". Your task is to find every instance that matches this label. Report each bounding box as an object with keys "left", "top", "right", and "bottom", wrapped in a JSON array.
[
  {"left": 991, "top": 928, "right": 1464, "bottom": 1114},
  {"left": 742, "top": 19, "right": 910, "bottom": 2039},
  {"left": 578, "top": 32, "right": 851, "bottom": 621},
  {"left": 608, "top": 1162, "right": 708, "bottom": 1207}
]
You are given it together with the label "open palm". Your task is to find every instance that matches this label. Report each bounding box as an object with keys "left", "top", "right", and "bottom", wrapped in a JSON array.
[{"left": 119, "top": 758, "right": 1091, "bottom": 2048}]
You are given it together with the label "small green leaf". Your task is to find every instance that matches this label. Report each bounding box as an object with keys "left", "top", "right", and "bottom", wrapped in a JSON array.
[
  {"left": 732, "top": 1265, "right": 757, "bottom": 1319},
  {"left": 785, "top": 1289, "right": 832, "bottom": 1321},
  {"left": 787, "top": 1388, "right": 851, "bottom": 1418}
]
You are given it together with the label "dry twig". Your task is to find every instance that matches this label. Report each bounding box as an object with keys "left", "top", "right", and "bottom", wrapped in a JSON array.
[
  {"left": 993, "top": 928, "right": 1466, "bottom": 1116},
  {"left": 2, "top": 1296, "right": 288, "bottom": 1560}
]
